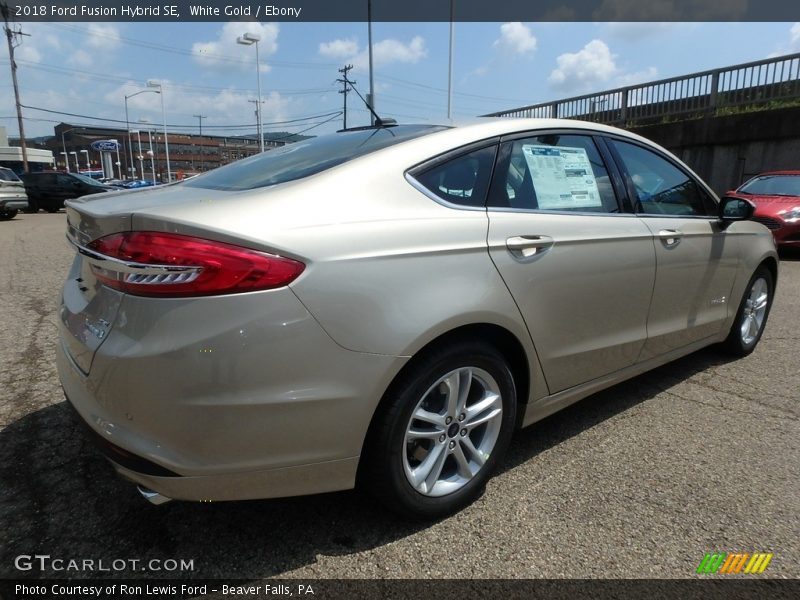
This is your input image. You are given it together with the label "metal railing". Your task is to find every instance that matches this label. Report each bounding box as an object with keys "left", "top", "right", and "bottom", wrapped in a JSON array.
[{"left": 485, "top": 52, "right": 800, "bottom": 126}]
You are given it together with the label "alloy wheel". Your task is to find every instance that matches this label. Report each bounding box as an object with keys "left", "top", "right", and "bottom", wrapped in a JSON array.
[
  {"left": 740, "top": 277, "right": 769, "bottom": 346},
  {"left": 402, "top": 367, "right": 503, "bottom": 497}
]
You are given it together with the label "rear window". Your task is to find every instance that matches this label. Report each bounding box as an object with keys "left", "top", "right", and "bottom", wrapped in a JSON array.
[
  {"left": 738, "top": 175, "right": 800, "bottom": 197},
  {"left": 184, "top": 125, "right": 447, "bottom": 191}
]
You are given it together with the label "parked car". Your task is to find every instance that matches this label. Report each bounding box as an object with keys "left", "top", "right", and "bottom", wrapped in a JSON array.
[
  {"left": 20, "top": 171, "right": 113, "bottom": 213},
  {"left": 58, "top": 119, "right": 777, "bottom": 518},
  {"left": 727, "top": 170, "right": 800, "bottom": 247},
  {"left": 0, "top": 166, "right": 28, "bottom": 220},
  {"left": 120, "top": 179, "right": 158, "bottom": 189}
]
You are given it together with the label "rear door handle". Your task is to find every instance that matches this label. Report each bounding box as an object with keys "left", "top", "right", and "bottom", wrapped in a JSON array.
[
  {"left": 658, "top": 229, "right": 683, "bottom": 247},
  {"left": 506, "top": 235, "right": 554, "bottom": 259}
]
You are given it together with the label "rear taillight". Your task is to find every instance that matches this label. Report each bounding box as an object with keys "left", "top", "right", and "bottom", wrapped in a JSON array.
[{"left": 86, "top": 231, "right": 304, "bottom": 297}]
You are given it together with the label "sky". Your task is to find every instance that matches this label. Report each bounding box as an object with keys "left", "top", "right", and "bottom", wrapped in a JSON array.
[{"left": 2, "top": 20, "right": 800, "bottom": 140}]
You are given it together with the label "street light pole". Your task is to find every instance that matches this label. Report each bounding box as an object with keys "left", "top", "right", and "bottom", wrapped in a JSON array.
[
  {"left": 237, "top": 33, "right": 264, "bottom": 152},
  {"left": 60, "top": 127, "right": 75, "bottom": 172},
  {"left": 447, "top": 0, "right": 455, "bottom": 121},
  {"left": 124, "top": 95, "right": 134, "bottom": 179},
  {"left": 134, "top": 130, "right": 144, "bottom": 180},
  {"left": 147, "top": 130, "right": 155, "bottom": 183},
  {"left": 140, "top": 119, "right": 156, "bottom": 184},
  {"left": 147, "top": 80, "right": 171, "bottom": 182},
  {"left": 125, "top": 88, "right": 160, "bottom": 180},
  {"left": 368, "top": 0, "right": 375, "bottom": 125}
]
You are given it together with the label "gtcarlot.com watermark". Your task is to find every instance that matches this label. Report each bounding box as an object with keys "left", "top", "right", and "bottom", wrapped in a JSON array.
[{"left": 14, "top": 554, "right": 195, "bottom": 573}]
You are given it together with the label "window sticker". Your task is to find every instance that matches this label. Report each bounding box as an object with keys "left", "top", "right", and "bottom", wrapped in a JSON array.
[{"left": 521, "top": 145, "right": 602, "bottom": 210}]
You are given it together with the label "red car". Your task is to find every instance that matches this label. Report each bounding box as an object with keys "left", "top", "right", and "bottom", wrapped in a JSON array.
[{"left": 729, "top": 171, "right": 800, "bottom": 247}]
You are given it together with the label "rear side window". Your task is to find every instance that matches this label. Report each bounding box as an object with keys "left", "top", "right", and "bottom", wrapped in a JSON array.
[
  {"left": 184, "top": 125, "right": 446, "bottom": 191},
  {"left": 610, "top": 140, "right": 714, "bottom": 216},
  {"left": 413, "top": 146, "right": 497, "bottom": 207}
]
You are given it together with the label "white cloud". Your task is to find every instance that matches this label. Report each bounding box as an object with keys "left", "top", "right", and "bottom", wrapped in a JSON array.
[
  {"left": 494, "top": 22, "right": 537, "bottom": 55},
  {"left": 767, "top": 22, "right": 800, "bottom": 57},
  {"left": 615, "top": 66, "right": 658, "bottom": 87},
  {"left": 104, "top": 82, "right": 290, "bottom": 130},
  {"left": 549, "top": 40, "right": 618, "bottom": 93},
  {"left": 317, "top": 35, "right": 427, "bottom": 71},
  {"left": 69, "top": 49, "right": 94, "bottom": 68},
  {"left": 192, "top": 22, "right": 279, "bottom": 72},
  {"left": 16, "top": 44, "right": 42, "bottom": 63},
  {"left": 86, "top": 24, "right": 122, "bottom": 49},
  {"left": 319, "top": 38, "right": 359, "bottom": 59}
]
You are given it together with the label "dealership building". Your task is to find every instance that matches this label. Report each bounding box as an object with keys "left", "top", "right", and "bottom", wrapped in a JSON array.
[{"left": 29, "top": 123, "right": 307, "bottom": 181}]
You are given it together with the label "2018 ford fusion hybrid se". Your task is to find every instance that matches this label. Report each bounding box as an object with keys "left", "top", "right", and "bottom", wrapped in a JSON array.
[{"left": 58, "top": 119, "right": 777, "bottom": 518}]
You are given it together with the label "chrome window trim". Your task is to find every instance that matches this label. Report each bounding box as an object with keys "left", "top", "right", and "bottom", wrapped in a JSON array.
[{"left": 404, "top": 173, "right": 486, "bottom": 213}]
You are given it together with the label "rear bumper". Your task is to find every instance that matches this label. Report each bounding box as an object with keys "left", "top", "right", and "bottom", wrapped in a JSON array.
[
  {"left": 57, "top": 286, "right": 407, "bottom": 502},
  {"left": 0, "top": 197, "right": 28, "bottom": 211}
]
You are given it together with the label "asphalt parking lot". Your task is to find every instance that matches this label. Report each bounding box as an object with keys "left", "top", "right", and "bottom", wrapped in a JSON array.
[{"left": 0, "top": 212, "right": 798, "bottom": 582}]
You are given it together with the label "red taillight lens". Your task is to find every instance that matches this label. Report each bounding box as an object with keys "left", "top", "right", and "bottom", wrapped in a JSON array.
[{"left": 87, "top": 231, "right": 305, "bottom": 297}]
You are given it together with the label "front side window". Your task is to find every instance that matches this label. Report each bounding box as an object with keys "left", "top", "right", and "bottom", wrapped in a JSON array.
[
  {"left": 488, "top": 134, "right": 619, "bottom": 213},
  {"left": 610, "top": 139, "right": 714, "bottom": 216},
  {"left": 413, "top": 145, "right": 497, "bottom": 207}
]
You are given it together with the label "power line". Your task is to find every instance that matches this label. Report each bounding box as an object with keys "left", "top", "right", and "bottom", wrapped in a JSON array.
[
  {"left": 9, "top": 59, "right": 331, "bottom": 98},
  {"left": 45, "top": 23, "right": 337, "bottom": 71},
  {"left": 19, "top": 104, "right": 343, "bottom": 130}
]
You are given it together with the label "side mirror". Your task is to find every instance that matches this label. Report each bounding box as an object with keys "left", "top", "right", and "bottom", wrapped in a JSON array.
[{"left": 718, "top": 196, "right": 755, "bottom": 226}]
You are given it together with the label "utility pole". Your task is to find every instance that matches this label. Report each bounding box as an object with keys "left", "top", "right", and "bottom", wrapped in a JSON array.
[
  {"left": 1, "top": 2, "right": 29, "bottom": 172},
  {"left": 337, "top": 64, "right": 354, "bottom": 130},
  {"left": 247, "top": 100, "right": 263, "bottom": 148},
  {"left": 193, "top": 114, "right": 206, "bottom": 137},
  {"left": 193, "top": 114, "right": 206, "bottom": 171}
]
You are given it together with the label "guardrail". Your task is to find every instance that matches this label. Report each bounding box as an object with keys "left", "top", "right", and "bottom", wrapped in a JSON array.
[{"left": 484, "top": 52, "right": 800, "bottom": 126}]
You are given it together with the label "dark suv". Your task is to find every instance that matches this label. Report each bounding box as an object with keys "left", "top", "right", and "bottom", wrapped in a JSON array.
[{"left": 20, "top": 171, "right": 112, "bottom": 213}]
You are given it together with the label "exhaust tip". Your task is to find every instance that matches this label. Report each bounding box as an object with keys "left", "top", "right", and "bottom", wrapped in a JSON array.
[{"left": 137, "top": 485, "right": 173, "bottom": 505}]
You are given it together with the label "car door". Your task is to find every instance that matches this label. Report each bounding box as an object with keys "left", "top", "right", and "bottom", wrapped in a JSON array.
[
  {"left": 55, "top": 173, "right": 80, "bottom": 201},
  {"left": 38, "top": 173, "right": 58, "bottom": 200},
  {"left": 605, "top": 137, "right": 740, "bottom": 360},
  {"left": 486, "top": 132, "right": 656, "bottom": 394}
]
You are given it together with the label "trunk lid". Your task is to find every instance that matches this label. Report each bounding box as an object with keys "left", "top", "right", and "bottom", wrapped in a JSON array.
[{"left": 61, "top": 185, "right": 240, "bottom": 373}]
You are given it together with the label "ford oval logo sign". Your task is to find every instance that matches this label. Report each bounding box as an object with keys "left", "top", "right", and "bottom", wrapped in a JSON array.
[{"left": 90, "top": 140, "right": 120, "bottom": 152}]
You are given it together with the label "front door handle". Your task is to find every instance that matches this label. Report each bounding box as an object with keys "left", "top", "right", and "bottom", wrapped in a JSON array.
[
  {"left": 658, "top": 229, "right": 683, "bottom": 247},
  {"left": 506, "top": 235, "right": 554, "bottom": 259}
]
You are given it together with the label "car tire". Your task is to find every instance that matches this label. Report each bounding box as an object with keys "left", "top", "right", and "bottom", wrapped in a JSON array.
[
  {"left": 0, "top": 209, "right": 18, "bottom": 220},
  {"left": 361, "top": 341, "right": 517, "bottom": 519},
  {"left": 42, "top": 200, "right": 62, "bottom": 213},
  {"left": 720, "top": 265, "right": 774, "bottom": 357}
]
